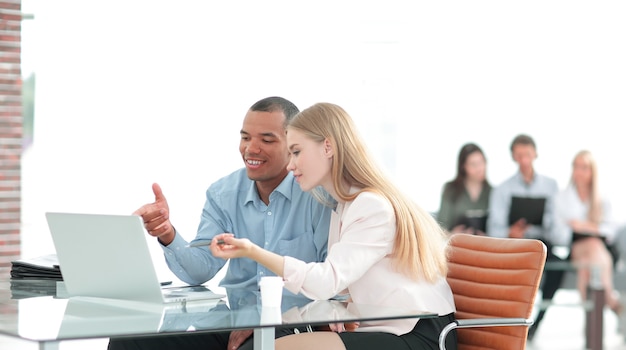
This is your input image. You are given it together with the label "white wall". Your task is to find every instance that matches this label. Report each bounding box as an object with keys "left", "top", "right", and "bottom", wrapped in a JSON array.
[{"left": 20, "top": 1, "right": 626, "bottom": 283}]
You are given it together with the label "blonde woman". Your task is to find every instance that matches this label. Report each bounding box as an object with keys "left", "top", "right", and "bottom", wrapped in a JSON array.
[
  {"left": 211, "top": 102, "right": 457, "bottom": 350},
  {"left": 555, "top": 150, "right": 622, "bottom": 314}
]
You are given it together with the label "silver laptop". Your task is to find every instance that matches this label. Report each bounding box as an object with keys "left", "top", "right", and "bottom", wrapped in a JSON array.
[{"left": 45, "top": 212, "right": 224, "bottom": 304}]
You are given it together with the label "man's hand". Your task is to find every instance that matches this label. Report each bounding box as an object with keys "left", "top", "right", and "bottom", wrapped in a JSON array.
[
  {"left": 133, "top": 183, "right": 175, "bottom": 245},
  {"left": 508, "top": 219, "right": 528, "bottom": 238},
  {"left": 227, "top": 329, "right": 253, "bottom": 350}
]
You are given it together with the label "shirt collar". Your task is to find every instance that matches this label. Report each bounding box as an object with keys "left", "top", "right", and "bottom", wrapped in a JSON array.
[
  {"left": 515, "top": 171, "right": 536, "bottom": 186},
  {"left": 244, "top": 172, "right": 294, "bottom": 205}
]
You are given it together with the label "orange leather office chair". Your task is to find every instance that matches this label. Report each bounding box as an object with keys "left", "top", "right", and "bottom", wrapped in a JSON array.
[{"left": 439, "top": 234, "right": 547, "bottom": 350}]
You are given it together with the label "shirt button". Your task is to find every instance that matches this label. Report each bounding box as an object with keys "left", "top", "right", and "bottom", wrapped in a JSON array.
[
  {"left": 267, "top": 211, "right": 272, "bottom": 216},
  {"left": 260, "top": 271, "right": 264, "bottom": 275}
]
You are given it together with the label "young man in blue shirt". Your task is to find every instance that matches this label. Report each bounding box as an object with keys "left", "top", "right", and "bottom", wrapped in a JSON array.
[
  {"left": 486, "top": 133, "right": 563, "bottom": 341},
  {"left": 108, "top": 96, "right": 332, "bottom": 350}
]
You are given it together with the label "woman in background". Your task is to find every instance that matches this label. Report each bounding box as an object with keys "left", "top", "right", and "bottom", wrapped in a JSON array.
[
  {"left": 437, "top": 143, "right": 492, "bottom": 235},
  {"left": 211, "top": 102, "right": 457, "bottom": 350},
  {"left": 555, "top": 150, "right": 622, "bottom": 314}
]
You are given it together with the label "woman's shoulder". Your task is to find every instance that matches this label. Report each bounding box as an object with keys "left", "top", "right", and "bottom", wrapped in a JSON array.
[
  {"left": 345, "top": 190, "right": 395, "bottom": 224},
  {"left": 351, "top": 189, "right": 393, "bottom": 211},
  {"left": 354, "top": 189, "right": 388, "bottom": 203},
  {"left": 441, "top": 181, "right": 457, "bottom": 197}
]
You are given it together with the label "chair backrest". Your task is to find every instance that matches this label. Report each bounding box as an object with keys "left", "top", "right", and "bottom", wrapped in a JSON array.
[{"left": 447, "top": 234, "right": 547, "bottom": 350}]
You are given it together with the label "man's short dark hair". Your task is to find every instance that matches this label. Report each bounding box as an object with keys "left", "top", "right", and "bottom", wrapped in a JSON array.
[
  {"left": 510, "top": 134, "right": 536, "bottom": 153},
  {"left": 249, "top": 97, "right": 299, "bottom": 127}
]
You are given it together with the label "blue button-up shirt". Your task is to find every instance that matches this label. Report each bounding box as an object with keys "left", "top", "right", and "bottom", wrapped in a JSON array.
[
  {"left": 163, "top": 168, "right": 332, "bottom": 290},
  {"left": 487, "top": 171, "right": 559, "bottom": 243}
]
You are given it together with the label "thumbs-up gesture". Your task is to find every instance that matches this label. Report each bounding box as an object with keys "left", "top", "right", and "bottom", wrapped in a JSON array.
[{"left": 133, "top": 183, "right": 175, "bottom": 244}]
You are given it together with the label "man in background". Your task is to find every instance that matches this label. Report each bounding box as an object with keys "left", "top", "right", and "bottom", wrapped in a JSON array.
[{"left": 486, "top": 133, "right": 563, "bottom": 341}]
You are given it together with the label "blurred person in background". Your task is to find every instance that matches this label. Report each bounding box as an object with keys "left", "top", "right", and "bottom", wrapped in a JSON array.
[
  {"left": 437, "top": 143, "right": 492, "bottom": 235},
  {"left": 486, "top": 134, "right": 561, "bottom": 341},
  {"left": 555, "top": 150, "right": 622, "bottom": 314}
]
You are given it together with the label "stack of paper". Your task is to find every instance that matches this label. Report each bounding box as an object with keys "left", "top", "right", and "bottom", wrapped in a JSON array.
[
  {"left": 10, "top": 254, "right": 63, "bottom": 280},
  {"left": 10, "top": 278, "right": 59, "bottom": 299}
]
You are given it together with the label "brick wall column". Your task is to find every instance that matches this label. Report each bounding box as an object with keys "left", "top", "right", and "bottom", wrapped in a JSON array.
[{"left": 0, "top": 0, "right": 22, "bottom": 270}]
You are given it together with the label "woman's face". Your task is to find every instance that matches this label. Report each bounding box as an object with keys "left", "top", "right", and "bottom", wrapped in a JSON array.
[
  {"left": 464, "top": 151, "right": 486, "bottom": 182},
  {"left": 572, "top": 155, "right": 592, "bottom": 187},
  {"left": 286, "top": 128, "right": 333, "bottom": 192}
]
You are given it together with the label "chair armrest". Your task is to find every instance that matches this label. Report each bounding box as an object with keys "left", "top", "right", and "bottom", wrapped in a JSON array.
[{"left": 438, "top": 318, "right": 533, "bottom": 350}]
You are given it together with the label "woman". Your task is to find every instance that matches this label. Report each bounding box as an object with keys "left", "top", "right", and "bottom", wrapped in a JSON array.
[
  {"left": 555, "top": 150, "right": 622, "bottom": 314},
  {"left": 211, "top": 102, "right": 457, "bottom": 350},
  {"left": 437, "top": 143, "right": 491, "bottom": 235}
]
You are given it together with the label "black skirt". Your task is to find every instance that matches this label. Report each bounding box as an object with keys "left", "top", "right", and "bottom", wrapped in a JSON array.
[{"left": 337, "top": 313, "right": 457, "bottom": 350}]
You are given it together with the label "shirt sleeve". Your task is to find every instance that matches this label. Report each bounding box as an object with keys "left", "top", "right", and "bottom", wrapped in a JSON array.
[
  {"left": 541, "top": 178, "right": 560, "bottom": 244},
  {"left": 600, "top": 197, "right": 619, "bottom": 243},
  {"left": 486, "top": 184, "right": 510, "bottom": 238},
  {"left": 282, "top": 192, "right": 395, "bottom": 300},
  {"left": 436, "top": 183, "right": 454, "bottom": 230},
  {"left": 553, "top": 189, "right": 574, "bottom": 247},
  {"left": 162, "top": 188, "right": 228, "bottom": 285}
]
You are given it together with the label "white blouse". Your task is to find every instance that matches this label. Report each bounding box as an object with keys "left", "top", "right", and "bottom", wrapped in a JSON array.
[
  {"left": 282, "top": 191, "right": 456, "bottom": 335},
  {"left": 554, "top": 184, "right": 618, "bottom": 246}
]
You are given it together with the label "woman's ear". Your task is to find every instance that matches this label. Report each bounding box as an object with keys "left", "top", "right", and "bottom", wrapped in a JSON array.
[{"left": 324, "top": 139, "right": 334, "bottom": 158}]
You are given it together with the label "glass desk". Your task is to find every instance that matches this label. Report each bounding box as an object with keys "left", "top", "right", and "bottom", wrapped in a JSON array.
[{"left": 0, "top": 277, "right": 437, "bottom": 350}]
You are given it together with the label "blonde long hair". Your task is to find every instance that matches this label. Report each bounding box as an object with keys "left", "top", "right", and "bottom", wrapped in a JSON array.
[
  {"left": 288, "top": 102, "right": 448, "bottom": 282},
  {"left": 572, "top": 150, "right": 602, "bottom": 223}
]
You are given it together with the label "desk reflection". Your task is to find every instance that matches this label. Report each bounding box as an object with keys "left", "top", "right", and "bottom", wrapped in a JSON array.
[{"left": 2, "top": 279, "right": 435, "bottom": 350}]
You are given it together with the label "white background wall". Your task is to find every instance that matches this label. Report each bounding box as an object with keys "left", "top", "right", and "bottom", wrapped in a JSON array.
[{"left": 19, "top": 0, "right": 626, "bottom": 284}]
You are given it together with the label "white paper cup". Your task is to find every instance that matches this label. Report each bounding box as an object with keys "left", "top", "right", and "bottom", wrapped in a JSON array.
[
  {"left": 260, "top": 306, "right": 282, "bottom": 324},
  {"left": 259, "top": 276, "right": 284, "bottom": 307}
]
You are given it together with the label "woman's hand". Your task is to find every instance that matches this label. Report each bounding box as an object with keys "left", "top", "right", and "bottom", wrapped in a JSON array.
[
  {"left": 210, "top": 233, "right": 255, "bottom": 259},
  {"left": 451, "top": 224, "right": 468, "bottom": 234},
  {"left": 327, "top": 322, "right": 360, "bottom": 333},
  {"left": 210, "top": 233, "right": 286, "bottom": 277},
  {"left": 328, "top": 323, "right": 346, "bottom": 333},
  {"left": 569, "top": 219, "right": 599, "bottom": 235}
]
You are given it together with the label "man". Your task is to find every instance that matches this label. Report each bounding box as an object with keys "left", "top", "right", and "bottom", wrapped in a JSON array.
[
  {"left": 108, "top": 96, "right": 332, "bottom": 350},
  {"left": 486, "top": 133, "right": 563, "bottom": 341}
]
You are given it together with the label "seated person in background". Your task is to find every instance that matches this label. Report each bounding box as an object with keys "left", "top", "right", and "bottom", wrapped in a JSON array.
[
  {"left": 212, "top": 102, "right": 457, "bottom": 350},
  {"left": 108, "top": 96, "right": 333, "bottom": 350},
  {"left": 437, "top": 142, "right": 492, "bottom": 235},
  {"left": 486, "top": 133, "right": 561, "bottom": 340},
  {"left": 555, "top": 150, "right": 622, "bottom": 314}
]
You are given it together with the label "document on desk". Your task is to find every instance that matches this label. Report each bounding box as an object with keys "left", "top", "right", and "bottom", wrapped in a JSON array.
[
  {"left": 10, "top": 254, "right": 63, "bottom": 280},
  {"left": 508, "top": 196, "right": 546, "bottom": 226}
]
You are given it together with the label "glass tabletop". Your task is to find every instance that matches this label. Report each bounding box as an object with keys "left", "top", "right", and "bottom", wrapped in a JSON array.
[{"left": 0, "top": 277, "right": 437, "bottom": 344}]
